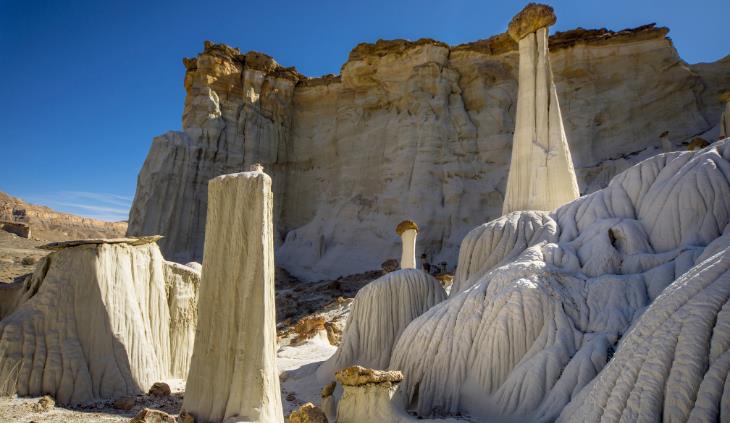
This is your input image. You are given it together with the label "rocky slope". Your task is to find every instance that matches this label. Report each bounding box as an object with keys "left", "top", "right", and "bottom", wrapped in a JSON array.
[
  {"left": 0, "top": 191, "right": 128, "bottom": 282},
  {"left": 128, "top": 24, "right": 730, "bottom": 281},
  {"left": 0, "top": 191, "right": 127, "bottom": 241}
]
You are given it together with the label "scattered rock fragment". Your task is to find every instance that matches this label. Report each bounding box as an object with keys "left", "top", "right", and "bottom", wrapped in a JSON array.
[
  {"left": 148, "top": 382, "right": 171, "bottom": 397},
  {"left": 32, "top": 395, "right": 55, "bottom": 412},
  {"left": 113, "top": 396, "right": 136, "bottom": 410},
  {"left": 687, "top": 136, "right": 709, "bottom": 150},
  {"left": 288, "top": 402, "right": 328, "bottom": 423},
  {"left": 380, "top": 259, "right": 398, "bottom": 273},
  {"left": 292, "top": 315, "right": 326, "bottom": 345},
  {"left": 129, "top": 408, "right": 176, "bottom": 423},
  {"left": 335, "top": 365, "right": 404, "bottom": 386}
]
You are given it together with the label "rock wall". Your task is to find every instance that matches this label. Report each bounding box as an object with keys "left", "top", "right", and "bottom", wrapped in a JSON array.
[{"left": 128, "top": 25, "right": 730, "bottom": 281}]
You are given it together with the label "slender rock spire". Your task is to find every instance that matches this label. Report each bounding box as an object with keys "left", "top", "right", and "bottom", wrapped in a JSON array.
[
  {"left": 721, "top": 92, "right": 730, "bottom": 139},
  {"left": 502, "top": 3, "right": 580, "bottom": 215},
  {"left": 396, "top": 220, "right": 419, "bottom": 269},
  {"left": 182, "top": 168, "right": 283, "bottom": 422}
]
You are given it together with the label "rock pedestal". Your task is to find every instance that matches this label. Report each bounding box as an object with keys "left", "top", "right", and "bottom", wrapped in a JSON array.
[
  {"left": 0, "top": 237, "right": 197, "bottom": 405},
  {"left": 502, "top": 3, "right": 580, "bottom": 214},
  {"left": 182, "top": 170, "right": 283, "bottom": 422},
  {"left": 396, "top": 220, "right": 419, "bottom": 269}
]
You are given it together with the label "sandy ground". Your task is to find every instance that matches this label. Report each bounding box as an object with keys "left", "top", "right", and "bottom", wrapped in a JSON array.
[
  {"left": 0, "top": 341, "right": 336, "bottom": 422},
  {"left": 0, "top": 231, "right": 48, "bottom": 283}
]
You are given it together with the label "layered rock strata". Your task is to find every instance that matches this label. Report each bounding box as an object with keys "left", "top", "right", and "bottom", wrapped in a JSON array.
[
  {"left": 183, "top": 170, "right": 283, "bottom": 422},
  {"left": 0, "top": 237, "right": 200, "bottom": 404},
  {"left": 128, "top": 43, "right": 299, "bottom": 263},
  {"left": 129, "top": 19, "right": 730, "bottom": 281},
  {"left": 502, "top": 4, "right": 579, "bottom": 213}
]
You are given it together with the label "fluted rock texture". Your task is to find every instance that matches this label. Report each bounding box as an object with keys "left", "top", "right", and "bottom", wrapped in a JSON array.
[
  {"left": 128, "top": 23, "right": 730, "bottom": 281},
  {"left": 502, "top": 4, "right": 579, "bottom": 214},
  {"left": 316, "top": 269, "right": 446, "bottom": 383},
  {"left": 183, "top": 170, "right": 283, "bottom": 423},
  {"left": 558, "top": 246, "right": 730, "bottom": 423},
  {"left": 387, "top": 138, "right": 730, "bottom": 421},
  {"left": 0, "top": 238, "right": 200, "bottom": 405}
]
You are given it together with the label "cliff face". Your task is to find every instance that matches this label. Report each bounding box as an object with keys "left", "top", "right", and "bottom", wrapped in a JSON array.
[
  {"left": 128, "top": 26, "right": 730, "bottom": 280},
  {"left": 127, "top": 42, "right": 299, "bottom": 262}
]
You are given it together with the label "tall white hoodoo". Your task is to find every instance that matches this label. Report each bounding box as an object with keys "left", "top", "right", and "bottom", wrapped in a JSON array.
[
  {"left": 182, "top": 169, "right": 283, "bottom": 422},
  {"left": 502, "top": 3, "right": 580, "bottom": 215}
]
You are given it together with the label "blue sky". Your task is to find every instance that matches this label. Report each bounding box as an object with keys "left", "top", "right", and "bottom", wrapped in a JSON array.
[{"left": 1, "top": 0, "right": 728, "bottom": 221}]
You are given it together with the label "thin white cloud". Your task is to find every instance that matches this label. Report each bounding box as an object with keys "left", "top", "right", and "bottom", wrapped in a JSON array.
[{"left": 22, "top": 191, "right": 132, "bottom": 222}]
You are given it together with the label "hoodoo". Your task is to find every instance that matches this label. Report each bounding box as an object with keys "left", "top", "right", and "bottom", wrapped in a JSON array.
[
  {"left": 182, "top": 167, "right": 283, "bottom": 422},
  {"left": 502, "top": 3, "right": 580, "bottom": 214},
  {"left": 0, "top": 237, "right": 200, "bottom": 405},
  {"left": 721, "top": 92, "right": 730, "bottom": 138},
  {"left": 396, "top": 220, "right": 419, "bottom": 269}
]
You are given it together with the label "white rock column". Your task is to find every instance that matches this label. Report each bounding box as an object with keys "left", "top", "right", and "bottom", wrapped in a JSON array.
[
  {"left": 182, "top": 167, "right": 283, "bottom": 423},
  {"left": 502, "top": 4, "right": 580, "bottom": 215},
  {"left": 396, "top": 220, "right": 419, "bottom": 269},
  {"left": 721, "top": 92, "right": 730, "bottom": 139}
]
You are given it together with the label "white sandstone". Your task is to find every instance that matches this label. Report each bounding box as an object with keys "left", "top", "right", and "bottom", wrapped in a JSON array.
[
  {"left": 385, "top": 138, "right": 730, "bottom": 420},
  {"left": 128, "top": 26, "right": 730, "bottom": 282},
  {"left": 557, "top": 246, "right": 730, "bottom": 422},
  {"left": 316, "top": 268, "right": 446, "bottom": 383},
  {"left": 502, "top": 4, "right": 579, "bottom": 214},
  {"left": 396, "top": 220, "right": 419, "bottom": 269},
  {"left": 182, "top": 170, "right": 284, "bottom": 423},
  {"left": 0, "top": 238, "right": 199, "bottom": 404}
]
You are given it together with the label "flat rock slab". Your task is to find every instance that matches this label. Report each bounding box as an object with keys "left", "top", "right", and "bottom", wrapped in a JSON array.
[{"left": 39, "top": 235, "right": 162, "bottom": 251}]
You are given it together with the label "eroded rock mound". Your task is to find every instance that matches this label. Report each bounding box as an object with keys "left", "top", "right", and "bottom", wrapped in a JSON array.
[
  {"left": 316, "top": 269, "right": 446, "bottom": 383},
  {"left": 558, "top": 246, "right": 730, "bottom": 422},
  {"left": 0, "top": 238, "right": 200, "bottom": 405},
  {"left": 387, "top": 139, "right": 730, "bottom": 421}
]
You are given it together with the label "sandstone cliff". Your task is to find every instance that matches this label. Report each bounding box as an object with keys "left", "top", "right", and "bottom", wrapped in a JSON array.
[{"left": 128, "top": 25, "right": 730, "bottom": 280}]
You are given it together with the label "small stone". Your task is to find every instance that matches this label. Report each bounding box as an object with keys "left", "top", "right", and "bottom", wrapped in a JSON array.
[
  {"left": 32, "top": 395, "right": 55, "bottom": 412},
  {"left": 148, "top": 382, "right": 171, "bottom": 397},
  {"left": 129, "top": 408, "right": 176, "bottom": 423},
  {"left": 21, "top": 256, "right": 37, "bottom": 266},
  {"left": 113, "top": 396, "right": 136, "bottom": 410},
  {"left": 688, "top": 137, "right": 710, "bottom": 151},
  {"left": 335, "top": 365, "right": 404, "bottom": 387},
  {"left": 292, "top": 315, "right": 326, "bottom": 345},
  {"left": 288, "top": 402, "right": 328, "bottom": 423},
  {"left": 179, "top": 410, "right": 195, "bottom": 423},
  {"left": 324, "top": 320, "right": 344, "bottom": 346},
  {"left": 380, "top": 259, "right": 399, "bottom": 273},
  {"left": 321, "top": 381, "right": 336, "bottom": 398}
]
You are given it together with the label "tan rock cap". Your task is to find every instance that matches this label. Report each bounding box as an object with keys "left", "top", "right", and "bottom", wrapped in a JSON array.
[
  {"left": 335, "top": 365, "right": 404, "bottom": 386},
  {"left": 395, "top": 220, "right": 419, "bottom": 236},
  {"left": 39, "top": 235, "right": 162, "bottom": 251},
  {"left": 508, "top": 3, "right": 557, "bottom": 41}
]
